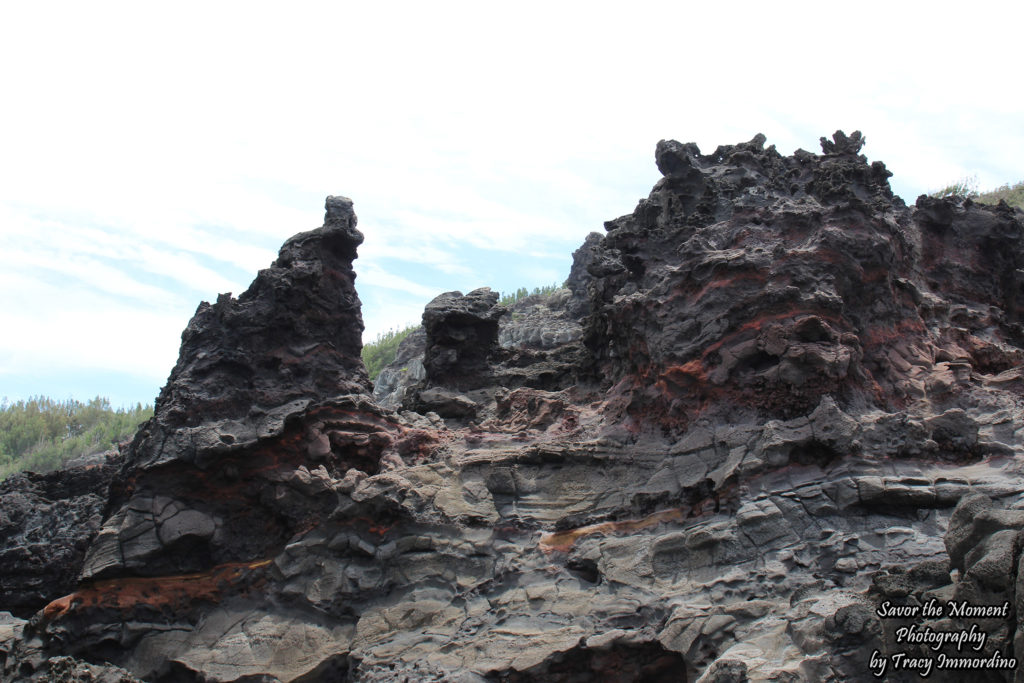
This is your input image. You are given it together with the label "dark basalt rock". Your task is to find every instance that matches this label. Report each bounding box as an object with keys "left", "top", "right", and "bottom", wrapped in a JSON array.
[
  {"left": 5, "top": 134, "right": 1024, "bottom": 682},
  {"left": 0, "top": 453, "right": 121, "bottom": 617},
  {"left": 378, "top": 285, "right": 587, "bottom": 419},
  {"left": 565, "top": 231, "right": 602, "bottom": 319},
  {"left": 62, "top": 199, "right": 399, "bottom": 587},
  {"left": 581, "top": 130, "right": 1022, "bottom": 435},
  {"left": 421, "top": 287, "right": 507, "bottom": 385},
  {"left": 855, "top": 494, "right": 1024, "bottom": 682},
  {"left": 486, "top": 640, "right": 687, "bottom": 682},
  {"left": 154, "top": 194, "right": 369, "bottom": 433},
  {"left": 916, "top": 194, "right": 1024, "bottom": 328}
]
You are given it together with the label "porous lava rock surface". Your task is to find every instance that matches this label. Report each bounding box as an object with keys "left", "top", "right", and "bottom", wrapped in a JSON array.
[
  {"left": 4, "top": 133, "right": 1024, "bottom": 682},
  {"left": 0, "top": 452, "right": 121, "bottom": 618}
]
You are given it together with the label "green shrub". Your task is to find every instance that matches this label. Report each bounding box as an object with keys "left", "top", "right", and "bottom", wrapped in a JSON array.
[
  {"left": 362, "top": 325, "right": 420, "bottom": 381},
  {"left": 498, "top": 283, "right": 561, "bottom": 307},
  {"left": 975, "top": 180, "right": 1024, "bottom": 210},
  {"left": 0, "top": 396, "right": 153, "bottom": 479},
  {"left": 930, "top": 177, "right": 1024, "bottom": 210},
  {"left": 931, "top": 176, "right": 979, "bottom": 199}
]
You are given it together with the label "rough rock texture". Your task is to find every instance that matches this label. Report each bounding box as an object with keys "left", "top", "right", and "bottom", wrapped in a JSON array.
[
  {"left": 374, "top": 231, "right": 603, "bottom": 413},
  {"left": 371, "top": 326, "right": 426, "bottom": 411},
  {"left": 422, "top": 288, "right": 507, "bottom": 387},
  {"left": 1, "top": 198, "right": 437, "bottom": 680},
  {"left": 373, "top": 271, "right": 592, "bottom": 412},
  {"left": 4, "top": 134, "right": 1024, "bottom": 682},
  {"left": 153, "top": 194, "right": 371, "bottom": 433},
  {"left": 75, "top": 196, "right": 387, "bottom": 583},
  {"left": 497, "top": 288, "right": 582, "bottom": 351},
  {"left": 564, "top": 231, "right": 602, "bottom": 319},
  {"left": 0, "top": 453, "right": 121, "bottom": 617},
  {"left": 495, "top": 234, "right": 599, "bottom": 352}
]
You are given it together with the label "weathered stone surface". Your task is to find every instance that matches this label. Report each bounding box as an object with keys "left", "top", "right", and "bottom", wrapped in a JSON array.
[
  {"left": 422, "top": 288, "right": 506, "bottom": 385},
  {"left": 372, "top": 326, "right": 427, "bottom": 410},
  {"left": 564, "top": 231, "right": 601, "bottom": 319},
  {"left": 498, "top": 288, "right": 582, "bottom": 351},
  {"left": 155, "top": 194, "right": 370, "bottom": 433},
  {"left": 4, "top": 134, "right": 1024, "bottom": 681},
  {"left": 0, "top": 452, "right": 120, "bottom": 617},
  {"left": 71, "top": 199, "right": 418, "bottom": 585}
]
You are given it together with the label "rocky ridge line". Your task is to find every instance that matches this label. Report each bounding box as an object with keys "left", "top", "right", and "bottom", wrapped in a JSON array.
[{"left": 2, "top": 133, "right": 1024, "bottom": 681}]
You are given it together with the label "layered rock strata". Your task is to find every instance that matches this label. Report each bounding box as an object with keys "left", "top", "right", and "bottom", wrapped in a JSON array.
[{"left": 3, "top": 133, "right": 1024, "bottom": 682}]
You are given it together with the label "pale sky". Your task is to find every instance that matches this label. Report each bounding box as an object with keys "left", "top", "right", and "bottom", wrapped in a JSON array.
[{"left": 1, "top": 1, "right": 1021, "bottom": 408}]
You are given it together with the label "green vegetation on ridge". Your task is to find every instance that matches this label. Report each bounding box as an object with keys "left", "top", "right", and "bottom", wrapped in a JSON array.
[
  {"left": 932, "top": 176, "right": 1024, "bottom": 210},
  {"left": 976, "top": 181, "right": 1024, "bottom": 209},
  {"left": 0, "top": 396, "right": 153, "bottom": 480},
  {"left": 362, "top": 325, "right": 420, "bottom": 381},
  {"left": 498, "top": 283, "right": 561, "bottom": 307}
]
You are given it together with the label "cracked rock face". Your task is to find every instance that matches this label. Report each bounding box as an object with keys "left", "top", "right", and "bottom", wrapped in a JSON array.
[
  {"left": 4, "top": 133, "right": 1024, "bottom": 682},
  {"left": 422, "top": 287, "right": 507, "bottom": 386},
  {"left": 0, "top": 453, "right": 121, "bottom": 618}
]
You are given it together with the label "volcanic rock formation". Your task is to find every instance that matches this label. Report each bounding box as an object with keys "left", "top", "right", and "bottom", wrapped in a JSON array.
[
  {"left": 0, "top": 453, "right": 121, "bottom": 618},
  {"left": 3, "top": 133, "right": 1024, "bottom": 682}
]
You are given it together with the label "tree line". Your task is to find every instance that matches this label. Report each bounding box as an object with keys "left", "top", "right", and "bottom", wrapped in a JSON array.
[
  {"left": 498, "top": 283, "right": 561, "bottom": 307},
  {"left": 0, "top": 396, "right": 153, "bottom": 480}
]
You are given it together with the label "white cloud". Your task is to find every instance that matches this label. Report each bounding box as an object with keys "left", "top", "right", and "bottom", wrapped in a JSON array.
[
  {"left": 1, "top": 0, "right": 1022, "bottom": 404},
  {"left": 0, "top": 247, "right": 178, "bottom": 310},
  {"left": 0, "top": 205, "right": 254, "bottom": 304},
  {"left": 0, "top": 271, "right": 186, "bottom": 380},
  {"left": 356, "top": 263, "right": 439, "bottom": 300},
  {"left": 360, "top": 292, "right": 431, "bottom": 343},
  {"left": 359, "top": 236, "right": 472, "bottom": 275}
]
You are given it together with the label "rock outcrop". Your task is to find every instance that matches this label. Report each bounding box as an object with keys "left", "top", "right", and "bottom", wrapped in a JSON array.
[
  {"left": 497, "top": 288, "right": 582, "bottom": 351},
  {"left": 3, "top": 133, "right": 1024, "bottom": 682},
  {"left": 371, "top": 326, "right": 427, "bottom": 411},
  {"left": 78, "top": 196, "right": 384, "bottom": 583},
  {"left": 422, "top": 287, "right": 507, "bottom": 387},
  {"left": 373, "top": 273, "right": 591, "bottom": 413},
  {"left": 0, "top": 452, "right": 121, "bottom": 618}
]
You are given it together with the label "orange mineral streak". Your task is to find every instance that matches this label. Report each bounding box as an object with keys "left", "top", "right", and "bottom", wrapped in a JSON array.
[
  {"left": 655, "top": 360, "right": 708, "bottom": 397},
  {"left": 346, "top": 516, "right": 393, "bottom": 536},
  {"left": 651, "top": 309, "right": 848, "bottom": 397},
  {"left": 541, "top": 478, "right": 745, "bottom": 554},
  {"left": 41, "top": 559, "right": 272, "bottom": 623},
  {"left": 540, "top": 508, "right": 690, "bottom": 554}
]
